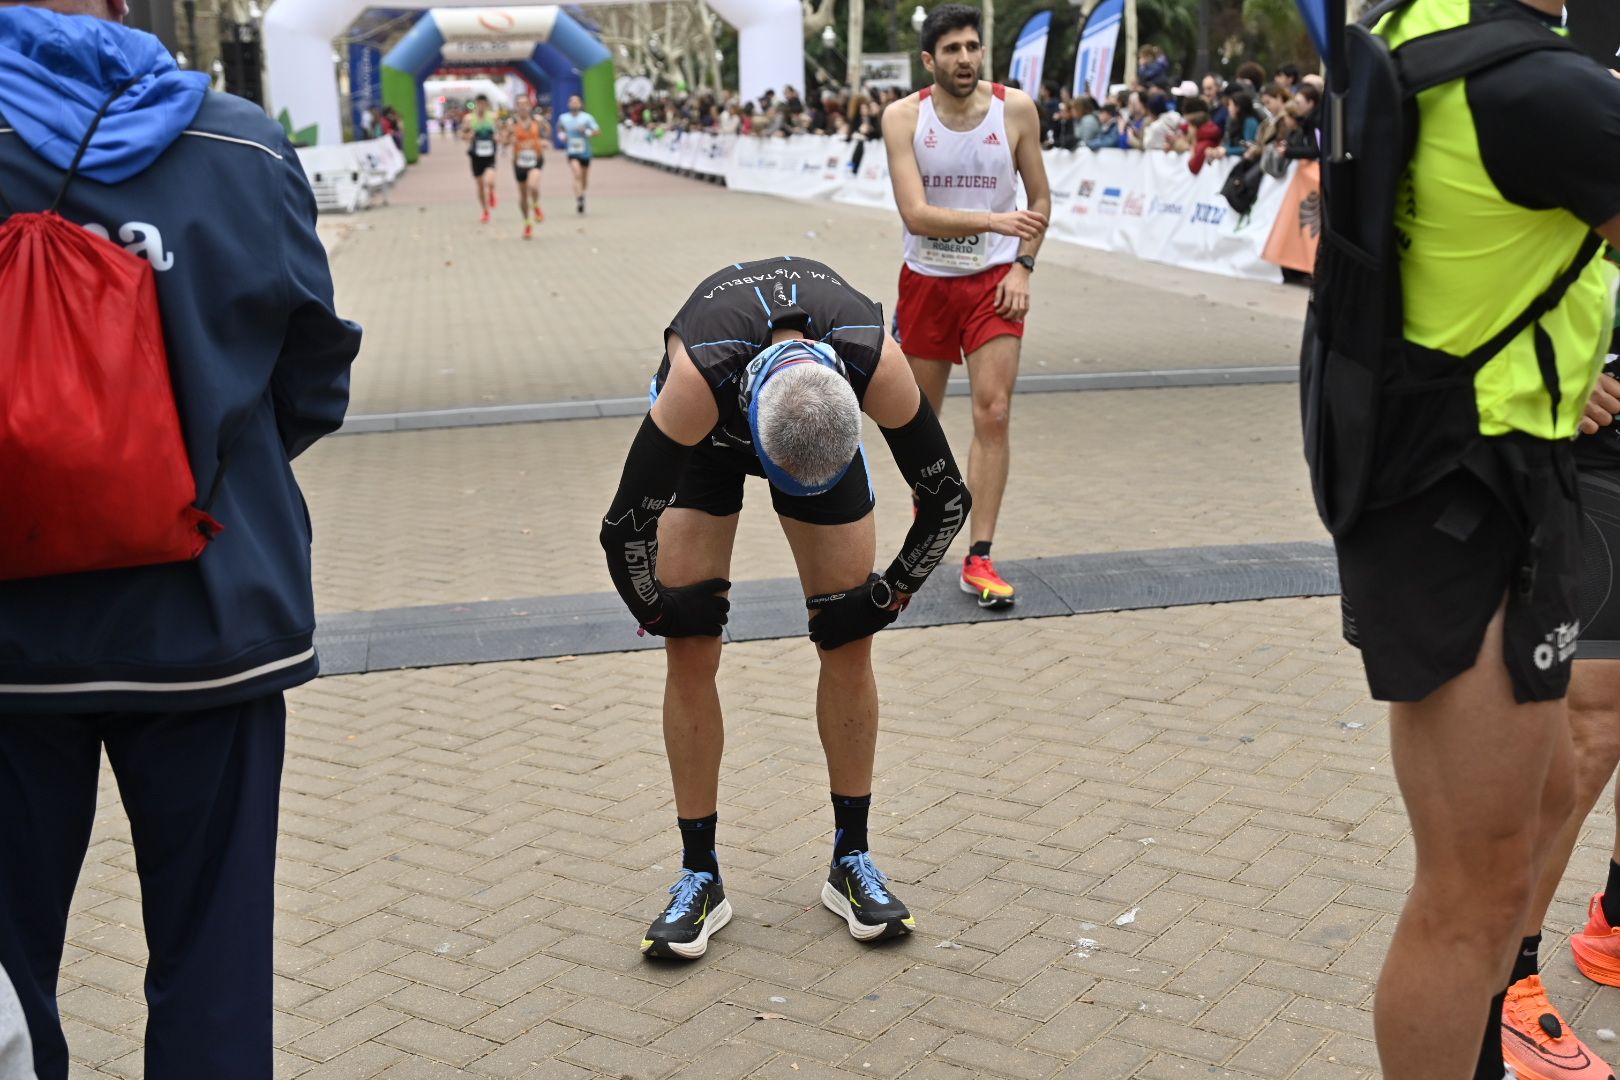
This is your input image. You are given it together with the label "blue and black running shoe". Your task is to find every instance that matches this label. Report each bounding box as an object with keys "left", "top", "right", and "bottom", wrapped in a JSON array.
[
  {"left": 641, "top": 869, "right": 731, "bottom": 960},
  {"left": 821, "top": 852, "right": 915, "bottom": 942}
]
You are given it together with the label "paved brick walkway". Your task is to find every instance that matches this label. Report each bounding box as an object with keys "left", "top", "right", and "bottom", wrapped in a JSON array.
[{"left": 51, "top": 145, "right": 1620, "bottom": 1079}]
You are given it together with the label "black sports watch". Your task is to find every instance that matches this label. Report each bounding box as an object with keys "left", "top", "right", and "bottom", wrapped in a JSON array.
[{"left": 1015, "top": 254, "right": 1036, "bottom": 273}]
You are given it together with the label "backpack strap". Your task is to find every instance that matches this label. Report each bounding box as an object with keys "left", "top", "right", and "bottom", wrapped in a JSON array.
[
  {"left": 1462, "top": 232, "right": 1605, "bottom": 372},
  {"left": 0, "top": 78, "right": 139, "bottom": 221},
  {"left": 1394, "top": 14, "right": 1579, "bottom": 98}
]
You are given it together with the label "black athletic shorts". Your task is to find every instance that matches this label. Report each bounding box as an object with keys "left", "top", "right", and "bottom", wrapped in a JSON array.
[
  {"left": 674, "top": 437, "right": 875, "bottom": 526},
  {"left": 1578, "top": 468, "right": 1620, "bottom": 658},
  {"left": 514, "top": 165, "right": 540, "bottom": 184},
  {"left": 568, "top": 154, "right": 591, "bottom": 170},
  {"left": 471, "top": 155, "right": 496, "bottom": 177},
  {"left": 1335, "top": 438, "right": 1582, "bottom": 703}
]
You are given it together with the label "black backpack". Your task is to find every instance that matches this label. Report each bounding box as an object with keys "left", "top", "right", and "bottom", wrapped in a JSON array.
[
  {"left": 1301, "top": 0, "right": 1600, "bottom": 537},
  {"left": 1220, "top": 158, "right": 1265, "bottom": 217}
]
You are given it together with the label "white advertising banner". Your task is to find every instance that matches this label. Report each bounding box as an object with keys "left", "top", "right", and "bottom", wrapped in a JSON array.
[
  {"left": 432, "top": 8, "right": 560, "bottom": 39},
  {"left": 623, "top": 131, "right": 1289, "bottom": 282}
]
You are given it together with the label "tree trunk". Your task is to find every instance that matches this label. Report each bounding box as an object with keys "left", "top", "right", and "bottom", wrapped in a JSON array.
[
  {"left": 982, "top": 0, "right": 994, "bottom": 78},
  {"left": 1195, "top": 0, "right": 1210, "bottom": 76},
  {"left": 847, "top": 0, "right": 865, "bottom": 98},
  {"left": 1124, "top": 0, "right": 1137, "bottom": 88}
]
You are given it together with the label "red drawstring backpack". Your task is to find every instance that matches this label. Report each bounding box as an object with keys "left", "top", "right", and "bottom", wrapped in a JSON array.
[{"left": 0, "top": 81, "right": 222, "bottom": 581}]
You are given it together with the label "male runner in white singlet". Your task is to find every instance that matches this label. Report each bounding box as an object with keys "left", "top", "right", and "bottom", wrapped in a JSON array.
[{"left": 883, "top": 3, "right": 1050, "bottom": 609}]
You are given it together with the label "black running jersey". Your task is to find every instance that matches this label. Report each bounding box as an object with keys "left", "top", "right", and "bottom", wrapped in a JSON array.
[{"left": 657, "top": 256, "right": 887, "bottom": 448}]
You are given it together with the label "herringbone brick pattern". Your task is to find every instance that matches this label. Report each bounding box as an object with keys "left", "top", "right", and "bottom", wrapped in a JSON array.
[
  {"left": 297, "top": 384, "right": 1321, "bottom": 613},
  {"left": 59, "top": 599, "right": 1620, "bottom": 1078}
]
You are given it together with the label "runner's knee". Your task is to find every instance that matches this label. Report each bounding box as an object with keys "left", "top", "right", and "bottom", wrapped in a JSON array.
[
  {"left": 666, "top": 635, "right": 722, "bottom": 679},
  {"left": 971, "top": 395, "right": 1011, "bottom": 437}
]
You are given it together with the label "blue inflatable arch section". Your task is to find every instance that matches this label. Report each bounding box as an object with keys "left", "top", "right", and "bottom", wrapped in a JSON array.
[{"left": 381, "top": 8, "right": 611, "bottom": 161}]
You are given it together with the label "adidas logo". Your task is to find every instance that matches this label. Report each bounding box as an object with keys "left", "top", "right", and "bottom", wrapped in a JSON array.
[{"left": 983, "top": 132, "right": 1001, "bottom": 145}]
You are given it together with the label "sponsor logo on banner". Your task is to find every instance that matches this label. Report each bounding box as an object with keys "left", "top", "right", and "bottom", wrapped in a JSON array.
[
  {"left": 1099, "top": 186, "right": 1122, "bottom": 214},
  {"left": 1078, "top": 179, "right": 1096, "bottom": 198},
  {"left": 1123, "top": 192, "right": 1145, "bottom": 217},
  {"left": 1191, "top": 202, "right": 1228, "bottom": 226},
  {"left": 1150, "top": 197, "right": 1184, "bottom": 216}
]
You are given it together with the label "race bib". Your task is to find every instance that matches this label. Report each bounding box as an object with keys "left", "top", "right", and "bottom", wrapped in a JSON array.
[
  {"left": 918, "top": 233, "right": 988, "bottom": 272},
  {"left": 517, "top": 149, "right": 539, "bottom": 168},
  {"left": 474, "top": 138, "right": 495, "bottom": 157},
  {"left": 567, "top": 134, "right": 588, "bottom": 156}
]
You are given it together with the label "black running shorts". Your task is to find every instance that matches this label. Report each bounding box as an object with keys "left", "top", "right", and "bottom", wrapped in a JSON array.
[
  {"left": 471, "top": 155, "right": 496, "bottom": 177},
  {"left": 1578, "top": 469, "right": 1620, "bottom": 659},
  {"left": 568, "top": 154, "right": 591, "bottom": 170},
  {"left": 673, "top": 437, "right": 875, "bottom": 526},
  {"left": 1335, "top": 439, "right": 1582, "bottom": 703},
  {"left": 514, "top": 165, "right": 540, "bottom": 184}
]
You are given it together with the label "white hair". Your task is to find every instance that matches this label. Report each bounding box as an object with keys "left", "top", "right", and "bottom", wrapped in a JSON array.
[{"left": 757, "top": 362, "right": 861, "bottom": 487}]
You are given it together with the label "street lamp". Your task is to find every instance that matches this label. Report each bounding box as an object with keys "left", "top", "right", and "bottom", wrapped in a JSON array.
[
  {"left": 821, "top": 24, "right": 837, "bottom": 50},
  {"left": 911, "top": 5, "right": 926, "bottom": 34}
]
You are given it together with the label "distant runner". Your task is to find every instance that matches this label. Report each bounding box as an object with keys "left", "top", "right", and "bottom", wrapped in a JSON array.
[
  {"left": 556, "top": 94, "right": 601, "bottom": 214},
  {"left": 883, "top": 4, "right": 1050, "bottom": 610},
  {"left": 461, "top": 94, "right": 499, "bottom": 223},
  {"left": 503, "top": 95, "right": 549, "bottom": 239}
]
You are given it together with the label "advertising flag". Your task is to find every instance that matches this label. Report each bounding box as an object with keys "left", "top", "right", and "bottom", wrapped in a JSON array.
[
  {"left": 1074, "top": 0, "right": 1122, "bottom": 101},
  {"left": 1009, "top": 11, "right": 1053, "bottom": 91}
]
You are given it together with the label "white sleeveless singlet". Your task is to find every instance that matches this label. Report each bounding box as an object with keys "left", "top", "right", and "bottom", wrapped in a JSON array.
[{"left": 902, "top": 83, "right": 1020, "bottom": 278}]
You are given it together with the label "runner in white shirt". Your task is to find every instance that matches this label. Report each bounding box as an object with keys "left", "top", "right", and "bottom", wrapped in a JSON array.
[{"left": 883, "top": 3, "right": 1050, "bottom": 609}]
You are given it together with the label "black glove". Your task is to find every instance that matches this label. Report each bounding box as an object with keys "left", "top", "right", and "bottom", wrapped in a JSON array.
[
  {"left": 639, "top": 578, "right": 732, "bottom": 638},
  {"left": 806, "top": 573, "right": 905, "bottom": 650}
]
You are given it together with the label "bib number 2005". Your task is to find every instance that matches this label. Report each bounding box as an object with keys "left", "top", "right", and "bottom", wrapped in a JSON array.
[{"left": 918, "top": 233, "right": 988, "bottom": 272}]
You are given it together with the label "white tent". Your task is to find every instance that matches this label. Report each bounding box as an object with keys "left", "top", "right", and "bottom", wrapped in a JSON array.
[{"left": 264, "top": 0, "right": 803, "bottom": 146}]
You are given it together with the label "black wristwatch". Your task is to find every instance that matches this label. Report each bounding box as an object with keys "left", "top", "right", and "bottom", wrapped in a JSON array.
[{"left": 1015, "top": 254, "right": 1036, "bottom": 273}]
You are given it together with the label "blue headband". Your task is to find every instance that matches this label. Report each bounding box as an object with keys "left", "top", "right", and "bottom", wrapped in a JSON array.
[{"left": 741, "top": 339, "right": 854, "bottom": 497}]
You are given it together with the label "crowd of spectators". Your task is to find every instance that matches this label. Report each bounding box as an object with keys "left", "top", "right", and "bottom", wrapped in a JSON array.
[{"left": 619, "top": 44, "right": 1323, "bottom": 179}]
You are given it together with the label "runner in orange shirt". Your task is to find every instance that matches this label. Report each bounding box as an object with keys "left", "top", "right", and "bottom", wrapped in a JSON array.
[{"left": 502, "top": 95, "right": 549, "bottom": 239}]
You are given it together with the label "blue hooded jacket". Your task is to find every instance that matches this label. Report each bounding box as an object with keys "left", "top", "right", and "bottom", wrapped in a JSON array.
[{"left": 0, "top": 10, "right": 361, "bottom": 714}]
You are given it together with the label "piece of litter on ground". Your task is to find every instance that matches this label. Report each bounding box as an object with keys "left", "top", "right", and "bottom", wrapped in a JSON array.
[
  {"left": 1078, "top": 922, "right": 1097, "bottom": 931},
  {"left": 651, "top": 864, "right": 663, "bottom": 871},
  {"left": 1138, "top": 1002, "right": 1149, "bottom": 1011},
  {"left": 1137, "top": 837, "right": 1156, "bottom": 846},
  {"left": 1115, "top": 908, "right": 1140, "bottom": 926},
  {"left": 935, "top": 940, "right": 962, "bottom": 949},
  {"left": 550, "top": 704, "right": 567, "bottom": 711},
  {"left": 1598, "top": 1028, "right": 1617, "bottom": 1042},
  {"left": 1340, "top": 721, "right": 1365, "bottom": 730},
  {"left": 1238, "top": 735, "right": 1255, "bottom": 744},
  {"left": 769, "top": 996, "right": 787, "bottom": 1004},
  {"left": 755, "top": 1012, "right": 789, "bottom": 1021},
  {"left": 433, "top": 943, "right": 451, "bottom": 955},
  {"left": 1074, "top": 937, "right": 1100, "bottom": 959},
  {"left": 556, "top": 655, "right": 577, "bottom": 663},
  {"left": 805, "top": 230, "right": 818, "bottom": 239}
]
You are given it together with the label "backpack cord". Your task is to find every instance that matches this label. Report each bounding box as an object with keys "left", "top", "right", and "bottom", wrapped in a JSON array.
[{"left": 49, "top": 77, "right": 143, "bottom": 214}]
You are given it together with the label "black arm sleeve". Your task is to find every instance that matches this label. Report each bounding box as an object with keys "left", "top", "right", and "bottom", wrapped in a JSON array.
[
  {"left": 879, "top": 395, "right": 972, "bottom": 597},
  {"left": 600, "top": 414, "right": 693, "bottom": 623}
]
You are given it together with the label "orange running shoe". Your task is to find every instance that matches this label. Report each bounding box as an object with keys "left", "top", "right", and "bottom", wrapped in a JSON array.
[
  {"left": 961, "top": 554, "right": 1015, "bottom": 609},
  {"left": 534, "top": 207, "right": 545, "bottom": 223},
  {"left": 1501, "top": 974, "right": 1615, "bottom": 1080},
  {"left": 489, "top": 190, "right": 497, "bottom": 208},
  {"left": 1572, "top": 894, "right": 1620, "bottom": 987},
  {"left": 523, "top": 223, "right": 533, "bottom": 240},
  {"left": 480, "top": 209, "right": 490, "bottom": 224}
]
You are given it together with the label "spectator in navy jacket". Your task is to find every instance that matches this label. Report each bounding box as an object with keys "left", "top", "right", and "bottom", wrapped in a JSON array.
[{"left": 0, "top": 2, "right": 360, "bottom": 1078}]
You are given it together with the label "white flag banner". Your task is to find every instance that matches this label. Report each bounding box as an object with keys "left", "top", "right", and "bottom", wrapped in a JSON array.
[
  {"left": 1008, "top": 11, "right": 1052, "bottom": 90},
  {"left": 1074, "top": 0, "right": 1123, "bottom": 101}
]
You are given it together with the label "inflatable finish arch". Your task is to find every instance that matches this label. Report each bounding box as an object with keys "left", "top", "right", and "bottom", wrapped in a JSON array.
[
  {"left": 264, "top": 0, "right": 803, "bottom": 147},
  {"left": 383, "top": 10, "right": 606, "bottom": 162}
]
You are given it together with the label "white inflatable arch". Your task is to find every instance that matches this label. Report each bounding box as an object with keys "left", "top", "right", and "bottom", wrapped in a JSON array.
[{"left": 265, "top": 0, "right": 803, "bottom": 146}]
